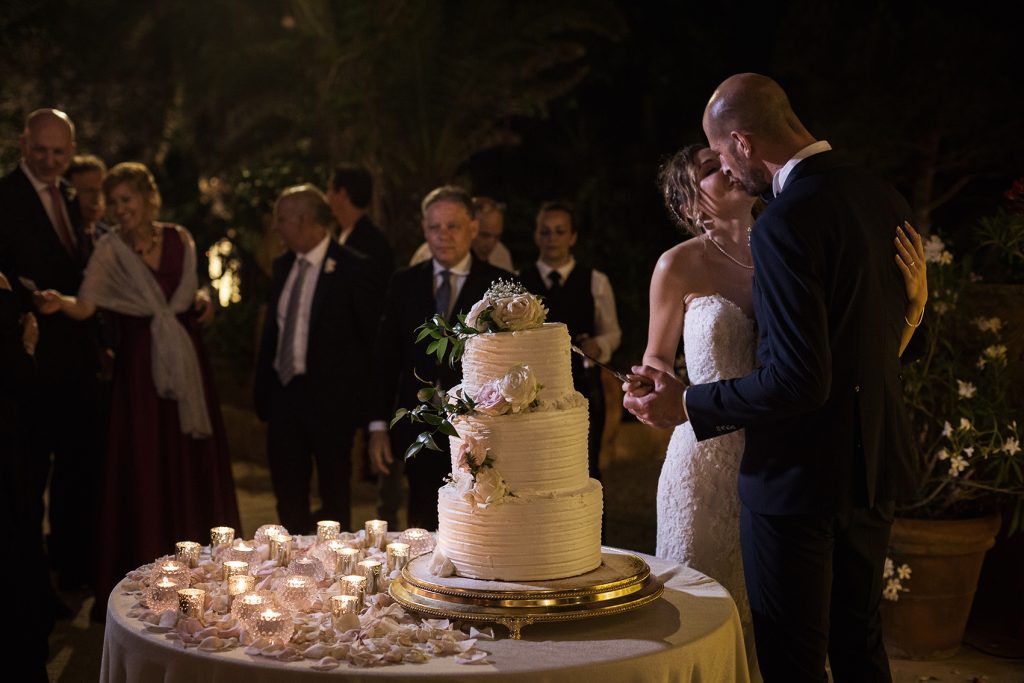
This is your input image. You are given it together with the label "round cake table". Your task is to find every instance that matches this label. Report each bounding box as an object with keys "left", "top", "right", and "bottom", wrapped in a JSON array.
[{"left": 100, "top": 548, "right": 751, "bottom": 683}]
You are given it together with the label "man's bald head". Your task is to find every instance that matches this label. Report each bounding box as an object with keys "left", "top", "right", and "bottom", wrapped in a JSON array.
[
  {"left": 20, "top": 108, "right": 77, "bottom": 184},
  {"left": 703, "top": 73, "right": 808, "bottom": 142},
  {"left": 273, "top": 184, "right": 334, "bottom": 254}
]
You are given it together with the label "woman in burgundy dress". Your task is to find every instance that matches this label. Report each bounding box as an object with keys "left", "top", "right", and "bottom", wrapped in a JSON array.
[{"left": 37, "top": 162, "right": 240, "bottom": 620}]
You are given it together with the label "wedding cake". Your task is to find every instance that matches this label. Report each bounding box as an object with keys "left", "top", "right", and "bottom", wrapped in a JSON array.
[{"left": 429, "top": 282, "right": 603, "bottom": 581}]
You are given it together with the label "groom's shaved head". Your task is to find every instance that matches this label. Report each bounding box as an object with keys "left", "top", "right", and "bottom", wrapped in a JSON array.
[{"left": 704, "top": 73, "right": 808, "bottom": 142}]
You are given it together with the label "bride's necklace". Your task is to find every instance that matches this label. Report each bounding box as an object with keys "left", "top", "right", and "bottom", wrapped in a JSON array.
[{"left": 705, "top": 228, "right": 754, "bottom": 270}]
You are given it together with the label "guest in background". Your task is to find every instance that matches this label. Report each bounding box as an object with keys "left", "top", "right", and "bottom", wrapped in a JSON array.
[
  {"left": 519, "top": 201, "right": 621, "bottom": 483},
  {"left": 254, "top": 185, "right": 379, "bottom": 534},
  {"left": 410, "top": 195, "right": 515, "bottom": 272},
  {"left": 0, "top": 271, "right": 48, "bottom": 681},
  {"left": 66, "top": 153, "right": 110, "bottom": 244},
  {"left": 0, "top": 108, "right": 102, "bottom": 593},
  {"left": 35, "top": 162, "right": 240, "bottom": 621},
  {"left": 327, "top": 163, "right": 394, "bottom": 284},
  {"left": 370, "top": 186, "right": 511, "bottom": 529}
]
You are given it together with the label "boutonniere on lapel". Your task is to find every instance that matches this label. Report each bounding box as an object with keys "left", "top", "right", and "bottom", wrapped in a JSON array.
[{"left": 324, "top": 257, "right": 337, "bottom": 274}]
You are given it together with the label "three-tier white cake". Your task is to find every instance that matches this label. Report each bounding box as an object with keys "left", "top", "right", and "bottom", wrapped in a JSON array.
[{"left": 433, "top": 314, "right": 604, "bottom": 581}]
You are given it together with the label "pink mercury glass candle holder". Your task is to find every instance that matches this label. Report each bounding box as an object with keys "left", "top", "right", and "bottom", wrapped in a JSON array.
[
  {"left": 230, "top": 590, "right": 275, "bottom": 629},
  {"left": 174, "top": 541, "right": 201, "bottom": 568},
  {"left": 386, "top": 542, "right": 411, "bottom": 573},
  {"left": 287, "top": 556, "right": 325, "bottom": 583},
  {"left": 398, "top": 528, "right": 435, "bottom": 557},
  {"left": 145, "top": 574, "right": 185, "bottom": 613},
  {"left": 329, "top": 594, "right": 361, "bottom": 633},
  {"left": 277, "top": 574, "right": 318, "bottom": 612},
  {"left": 177, "top": 588, "right": 206, "bottom": 620},
  {"left": 314, "top": 539, "right": 349, "bottom": 575},
  {"left": 227, "top": 539, "right": 257, "bottom": 564},
  {"left": 253, "top": 524, "right": 289, "bottom": 546},
  {"left": 152, "top": 559, "right": 190, "bottom": 588},
  {"left": 316, "top": 520, "right": 341, "bottom": 543},
  {"left": 250, "top": 606, "right": 294, "bottom": 643},
  {"left": 364, "top": 519, "right": 388, "bottom": 550},
  {"left": 340, "top": 575, "right": 367, "bottom": 609}
]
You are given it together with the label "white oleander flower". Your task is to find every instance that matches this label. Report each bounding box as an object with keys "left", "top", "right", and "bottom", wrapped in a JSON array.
[
  {"left": 973, "top": 316, "right": 1003, "bottom": 333},
  {"left": 960, "top": 417, "right": 973, "bottom": 431},
  {"left": 949, "top": 454, "right": 968, "bottom": 476},
  {"left": 923, "top": 234, "right": 949, "bottom": 264},
  {"left": 489, "top": 293, "right": 547, "bottom": 331},
  {"left": 983, "top": 345, "right": 1007, "bottom": 362},
  {"left": 936, "top": 448, "right": 949, "bottom": 461},
  {"left": 957, "top": 380, "right": 977, "bottom": 399},
  {"left": 497, "top": 364, "right": 540, "bottom": 412},
  {"left": 897, "top": 563, "right": 912, "bottom": 581},
  {"left": 942, "top": 421, "right": 954, "bottom": 437},
  {"left": 883, "top": 557, "right": 894, "bottom": 578},
  {"left": 1004, "top": 437, "right": 1021, "bottom": 456}
]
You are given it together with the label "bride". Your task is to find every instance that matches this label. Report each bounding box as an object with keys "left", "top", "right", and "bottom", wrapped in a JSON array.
[{"left": 640, "top": 143, "right": 926, "bottom": 674}]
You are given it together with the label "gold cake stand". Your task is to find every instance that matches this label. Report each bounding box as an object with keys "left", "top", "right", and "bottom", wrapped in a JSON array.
[{"left": 389, "top": 549, "right": 664, "bottom": 639}]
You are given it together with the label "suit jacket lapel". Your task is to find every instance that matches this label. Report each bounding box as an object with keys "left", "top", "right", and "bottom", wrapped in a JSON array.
[
  {"left": 308, "top": 241, "right": 339, "bottom": 330},
  {"left": 16, "top": 168, "right": 74, "bottom": 264}
]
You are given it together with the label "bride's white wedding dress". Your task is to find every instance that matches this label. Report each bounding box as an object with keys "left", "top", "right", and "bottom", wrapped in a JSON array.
[{"left": 657, "top": 294, "right": 758, "bottom": 669}]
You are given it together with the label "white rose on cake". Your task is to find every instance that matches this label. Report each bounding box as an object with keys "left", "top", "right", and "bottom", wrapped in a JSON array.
[
  {"left": 489, "top": 294, "right": 547, "bottom": 331},
  {"left": 497, "top": 364, "right": 541, "bottom": 413},
  {"left": 467, "top": 468, "right": 508, "bottom": 506},
  {"left": 465, "top": 298, "right": 492, "bottom": 332}
]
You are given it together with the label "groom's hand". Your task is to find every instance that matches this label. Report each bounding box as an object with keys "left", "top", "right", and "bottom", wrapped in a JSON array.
[{"left": 622, "top": 365, "right": 688, "bottom": 429}]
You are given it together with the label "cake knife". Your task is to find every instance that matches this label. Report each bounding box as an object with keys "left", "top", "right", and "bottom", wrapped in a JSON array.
[{"left": 570, "top": 344, "right": 629, "bottom": 383}]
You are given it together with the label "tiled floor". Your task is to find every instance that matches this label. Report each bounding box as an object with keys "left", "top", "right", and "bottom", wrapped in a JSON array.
[{"left": 47, "top": 422, "right": 1024, "bottom": 681}]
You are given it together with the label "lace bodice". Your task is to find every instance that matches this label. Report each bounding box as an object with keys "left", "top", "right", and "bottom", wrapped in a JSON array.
[{"left": 682, "top": 294, "right": 756, "bottom": 384}]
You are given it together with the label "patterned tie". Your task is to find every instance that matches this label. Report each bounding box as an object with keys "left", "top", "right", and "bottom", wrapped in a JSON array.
[
  {"left": 549, "top": 270, "right": 562, "bottom": 292},
  {"left": 435, "top": 269, "right": 452, "bottom": 318},
  {"left": 276, "top": 257, "right": 310, "bottom": 385},
  {"left": 47, "top": 184, "right": 75, "bottom": 256}
]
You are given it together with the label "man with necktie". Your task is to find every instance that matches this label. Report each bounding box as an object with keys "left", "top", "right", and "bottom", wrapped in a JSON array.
[
  {"left": 369, "top": 186, "right": 511, "bottom": 530},
  {"left": 254, "top": 184, "right": 379, "bottom": 534}
]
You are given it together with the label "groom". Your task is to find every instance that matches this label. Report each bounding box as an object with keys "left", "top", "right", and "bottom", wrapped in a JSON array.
[{"left": 624, "top": 74, "right": 918, "bottom": 682}]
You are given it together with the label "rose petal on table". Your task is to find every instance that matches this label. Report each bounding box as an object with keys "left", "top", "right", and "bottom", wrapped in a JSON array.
[
  {"left": 469, "top": 626, "right": 495, "bottom": 640},
  {"left": 311, "top": 656, "right": 341, "bottom": 671},
  {"left": 302, "top": 643, "right": 329, "bottom": 659},
  {"left": 455, "top": 649, "right": 491, "bottom": 665},
  {"left": 424, "top": 618, "right": 451, "bottom": 630},
  {"left": 198, "top": 636, "right": 225, "bottom": 651}
]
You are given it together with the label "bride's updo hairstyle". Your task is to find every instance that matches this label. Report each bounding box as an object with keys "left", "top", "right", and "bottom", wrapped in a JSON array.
[
  {"left": 657, "top": 144, "right": 707, "bottom": 237},
  {"left": 103, "top": 161, "right": 162, "bottom": 220}
]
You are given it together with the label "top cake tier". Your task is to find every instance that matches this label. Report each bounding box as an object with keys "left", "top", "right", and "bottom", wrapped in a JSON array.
[{"left": 461, "top": 323, "right": 575, "bottom": 401}]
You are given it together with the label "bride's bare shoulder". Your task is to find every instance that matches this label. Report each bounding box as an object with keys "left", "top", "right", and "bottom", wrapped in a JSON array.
[{"left": 654, "top": 237, "right": 707, "bottom": 283}]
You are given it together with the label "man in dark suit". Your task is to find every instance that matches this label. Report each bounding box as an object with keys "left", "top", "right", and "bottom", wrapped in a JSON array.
[
  {"left": 254, "top": 184, "right": 379, "bottom": 534},
  {"left": 0, "top": 109, "right": 102, "bottom": 592},
  {"left": 326, "top": 163, "right": 394, "bottom": 284},
  {"left": 624, "top": 74, "right": 918, "bottom": 682},
  {"left": 368, "top": 185, "right": 511, "bottom": 530}
]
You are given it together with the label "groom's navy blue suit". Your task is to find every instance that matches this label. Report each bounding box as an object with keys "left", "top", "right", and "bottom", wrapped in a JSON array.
[{"left": 687, "top": 150, "right": 917, "bottom": 682}]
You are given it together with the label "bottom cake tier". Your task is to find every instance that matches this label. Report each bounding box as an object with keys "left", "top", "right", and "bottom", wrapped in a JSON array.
[{"left": 437, "top": 479, "right": 603, "bottom": 581}]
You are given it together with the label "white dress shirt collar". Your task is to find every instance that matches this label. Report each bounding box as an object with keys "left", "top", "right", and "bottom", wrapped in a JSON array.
[
  {"left": 432, "top": 252, "right": 472, "bottom": 277},
  {"left": 296, "top": 233, "right": 331, "bottom": 271},
  {"left": 772, "top": 140, "right": 833, "bottom": 197},
  {"left": 536, "top": 257, "right": 576, "bottom": 285}
]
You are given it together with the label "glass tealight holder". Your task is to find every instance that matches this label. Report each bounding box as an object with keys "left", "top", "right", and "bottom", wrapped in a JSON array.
[
  {"left": 364, "top": 520, "right": 388, "bottom": 550},
  {"left": 398, "top": 528, "right": 435, "bottom": 557},
  {"left": 250, "top": 606, "right": 294, "bottom": 643},
  {"left": 227, "top": 539, "right": 257, "bottom": 564},
  {"left": 357, "top": 559, "right": 382, "bottom": 596},
  {"left": 268, "top": 533, "right": 292, "bottom": 567},
  {"left": 145, "top": 574, "right": 185, "bottom": 613},
  {"left": 175, "top": 541, "right": 201, "bottom": 569},
  {"left": 329, "top": 594, "right": 361, "bottom": 633},
  {"left": 210, "top": 526, "right": 235, "bottom": 553},
  {"left": 340, "top": 575, "right": 366, "bottom": 608},
  {"left": 314, "top": 539, "right": 349, "bottom": 574},
  {"left": 152, "top": 559, "right": 190, "bottom": 588},
  {"left": 177, "top": 588, "right": 206, "bottom": 620},
  {"left": 335, "top": 547, "right": 361, "bottom": 578},
  {"left": 386, "top": 542, "right": 410, "bottom": 573},
  {"left": 277, "top": 574, "right": 317, "bottom": 612},
  {"left": 316, "top": 520, "right": 341, "bottom": 543},
  {"left": 227, "top": 574, "right": 256, "bottom": 608},
  {"left": 287, "top": 556, "right": 325, "bottom": 583},
  {"left": 253, "top": 524, "right": 289, "bottom": 546},
  {"left": 222, "top": 560, "right": 250, "bottom": 588},
  {"left": 230, "top": 590, "right": 275, "bottom": 629}
]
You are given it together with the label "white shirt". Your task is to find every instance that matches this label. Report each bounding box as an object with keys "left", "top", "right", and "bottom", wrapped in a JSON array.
[
  {"left": 535, "top": 257, "right": 622, "bottom": 364},
  {"left": 772, "top": 140, "right": 833, "bottom": 197},
  {"left": 432, "top": 253, "right": 472, "bottom": 318},
  {"left": 275, "top": 234, "right": 331, "bottom": 379},
  {"left": 411, "top": 240, "right": 514, "bottom": 272},
  {"left": 21, "top": 160, "right": 76, "bottom": 249}
]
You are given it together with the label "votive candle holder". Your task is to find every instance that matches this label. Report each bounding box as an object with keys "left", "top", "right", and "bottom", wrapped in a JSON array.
[
  {"left": 364, "top": 520, "right": 387, "bottom": 550},
  {"left": 268, "top": 533, "right": 292, "bottom": 567},
  {"left": 227, "top": 574, "right": 256, "bottom": 607},
  {"left": 175, "top": 541, "right": 201, "bottom": 568},
  {"left": 316, "top": 520, "right": 341, "bottom": 543},
  {"left": 336, "top": 547, "right": 361, "bottom": 578},
  {"left": 227, "top": 539, "right": 257, "bottom": 564},
  {"left": 231, "top": 590, "right": 274, "bottom": 629},
  {"left": 357, "top": 559, "right": 382, "bottom": 596},
  {"left": 177, "top": 588, "right": 206, "bottom": 620},
  {"left": 287, "top": 556, "right": 325, "bottom": 583},
  {"left": 145, "top": 575, "right": 184, "bottom": 613},
  {"left": 222, "top": 560, "right": 250, "bottom": 588},
  {"left": 253, "top": 524, "right": 289, "bottom": 546},
  {"left": 210, "top": 526, "right": 235, "bottom": 552},
  {"left": 152, "top": 559, "right": 190, "bottom": 588},
  {"left": 386, "top": 542, "right": 410, "bottom": 573},
  {"left": 329, "top": 594, "right": 361, "bottom": 633},
  {"left": 251, "top": 606, "right": 294, "bottom": 643},
  {"left": 277, "top": 574, "right": 317, "bottom": 612},
  {"left": 398, "top": 528, "right": 434, "bottom": 557},
  {"left": 340, "top": 575, "right": 366, "bottom": 608}
]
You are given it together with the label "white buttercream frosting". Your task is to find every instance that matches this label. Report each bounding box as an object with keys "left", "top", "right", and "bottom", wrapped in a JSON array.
[{"left": 461, "top": 323, "right": 575, "bottom": 402}]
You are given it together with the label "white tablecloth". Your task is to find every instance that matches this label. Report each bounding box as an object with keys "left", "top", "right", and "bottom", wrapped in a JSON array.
[{"left": 100, "top": 549, "right": 750, "bottom": 682}]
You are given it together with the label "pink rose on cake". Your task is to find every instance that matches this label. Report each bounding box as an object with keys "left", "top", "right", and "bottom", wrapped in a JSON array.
[
  {"left": 455, "top": 436, "right": 487, "bottom": 473},
  {"left": 473, "top": 380, "right": 510, "bottom": 416},
  {"left": 489, "top": 293, "right": 547, "bottom": 331},
  {"left": 497, "top": 364, "right": 541, "bottom": 413}
]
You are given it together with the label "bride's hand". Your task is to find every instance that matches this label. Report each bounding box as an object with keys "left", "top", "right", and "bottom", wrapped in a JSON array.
[
  {"left": 895, "top": 221, "right": 927, "bottom": 313},
  {"left": 622, "top": 365, "right": 687, "bottom": 429},
  {"left": 622, "top": 373, "right": 654, "bottom": 397}
]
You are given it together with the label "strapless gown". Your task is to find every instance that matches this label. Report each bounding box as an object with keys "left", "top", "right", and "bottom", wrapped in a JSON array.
[{"left": 656, "top": 294, "right": 758, "bottom": 674}]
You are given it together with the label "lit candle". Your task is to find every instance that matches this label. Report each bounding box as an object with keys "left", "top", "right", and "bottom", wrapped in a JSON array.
[
  {"left": 287, "top": 556, "right": 325, "bottom": 582},
  {"left": 227, "top": 574, "right": 255, "bottom": 607},
  {"left": 175, "top": 541, "right": 201, "bottom": 568},
  {"left": 278, "top": 574, "right": 317, "bottom": 612},
  {"left": 336, "top": 547, "right": 361, "bottom": 578},
  {"left": 253, "top": 524, "right": 289, "bottom": 546},
  {"left": 398, "top": 527, "right": 434, "bottom": 557},
  {"left": 153, "top": 559, "right": 190, "bottom": 588},
  {"left": 364, "top": 519, "right": 388, "bottom": 550},
  {"left": 329, "top": 594, "right": 361, "bottom": 632},
  {"left": 145, "top": 574, "right": 183, "bottom": 613},
  {"left": 340, "top": 574, "right": 367, "bottom": 608},
  {"left": 316, "top": 520, "right": 341, "bottom": 543},
  {"left": 251, "top": 606, "right": 294, "bottom": 642},
  {"left": 210, "top": 526, "right": 235, "bottom": 552},
  {"left": 386, "top": 542, "right": 410, "bottom": 573},
  {"left": 357, "top": 559, "right": 382, "bottom": 596},
  {"left": 177, "top": 588, "right": 206, "bottom": 620},
  {"left": 222, "top": 560, "right": 250, "bottom": 588},
  {"left": 227, "top": 539, "right": 257, "bottom": 564},
  {"left": 231, "top": 590, "right": 272, "bottom": 628},
  {"left": 268, "top": 533, "right": 292, "bottom": 566}
]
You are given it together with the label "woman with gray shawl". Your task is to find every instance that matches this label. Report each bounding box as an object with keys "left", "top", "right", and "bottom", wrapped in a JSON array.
[{"left": 37, "top": 162, "right": 240, "bottom": 620}]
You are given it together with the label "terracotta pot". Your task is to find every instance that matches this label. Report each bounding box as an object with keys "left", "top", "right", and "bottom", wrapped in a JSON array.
[{"left": 882, "top": 514, "right": 1002, "bottom": 659}]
